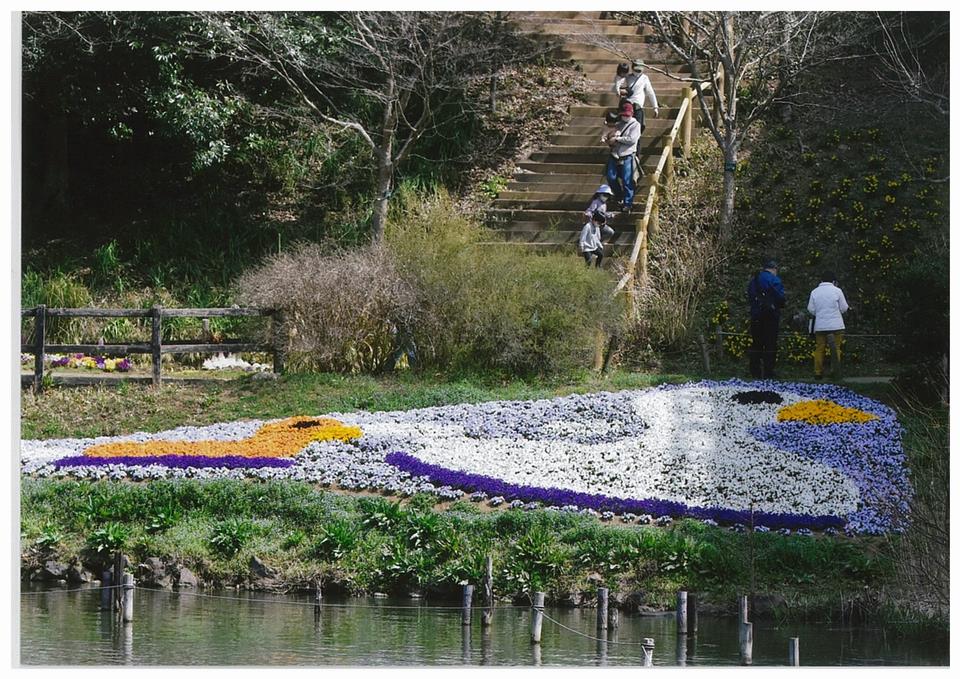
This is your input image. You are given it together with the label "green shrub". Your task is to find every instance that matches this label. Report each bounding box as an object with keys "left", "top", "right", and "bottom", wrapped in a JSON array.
[
  {"left": 208, "top": 518, "right": 257, "bottom": 557},
  {"left": 385, "top": 191, "right": 623, "bottom": 375}
]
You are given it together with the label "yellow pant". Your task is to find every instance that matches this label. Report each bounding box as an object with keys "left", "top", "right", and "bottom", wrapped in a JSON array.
[{"left": 814, "top": 331, "right": 844, "bottom": 377}]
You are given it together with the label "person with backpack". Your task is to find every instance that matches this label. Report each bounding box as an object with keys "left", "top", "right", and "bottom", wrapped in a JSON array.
[
  {"left": 582, "top": 184, "right": 617, "bottom": 240},
  {"left": 807, "top": 272, "right": 850, "bottom": 379},
  {"left": 746, "top": 258, "right": 786, "bottom": 379},
  {"left": 604, "top": 102, "right": 642, "bottom": 215},
  {"left": 579, "top": 211, "right": 609, "bottom": 268},
  {"left": 623, "top": 59, "right": 659, "bottom": 134}
]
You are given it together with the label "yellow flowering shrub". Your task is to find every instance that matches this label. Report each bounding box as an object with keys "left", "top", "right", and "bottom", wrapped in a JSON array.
[
  {"left": 777, "top": 400, "right": 877, "bottom": 425},
  {"left": 83, "top": 416, "right": 362, "bottom": 459}
]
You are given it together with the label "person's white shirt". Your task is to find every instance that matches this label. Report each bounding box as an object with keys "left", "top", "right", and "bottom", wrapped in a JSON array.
[
  {"left": 807, "top": 281, "right": 850, "bottom": 332},
  {"left": 579, "top": 221, "right": 603, "bottom": 253},
  {"left": 626, "top": 72, "right": 659, "bottom": 114}
]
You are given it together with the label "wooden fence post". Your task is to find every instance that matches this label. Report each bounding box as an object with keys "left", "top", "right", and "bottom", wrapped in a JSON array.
[
  {"left": 715, "top": 326, "right": 724, "bottom": 359},
  {"left": 121, "top": 573, "right": 135, "bottom": 623},
  {"left": 676, "top": 590, "right": 688, "bottom": 635},
  {"left": 481, "top": 555, "right": 494, "bottom": 628},
  {"left": 739, "top": 621, "right": 753, "bottom": 665},
  {"left": 100, "top": 569, "right": 113, "bottom": 611},
  {"left": 681, "top": 87, "right": 693, "bottom": 158},
  {"left": 112, "top": 552, "right": 123, "bottom": 613},
  {"left": 788, "top": 637, "right": 799, "bottom": 666},
  {"left": 688, "top": 592, "right": 698, "bottom": 634},
  {"left": 462, "top": 584, "right": 474, "bottom": 626},
  {"left": 33, "top": 304, "right": 46, "bottom": 393},
  {"left": 597, "top": 587, "right": 609, "bottom": 630},
  {"left": 530, "top": 591, "right": 544, "bottom": 644},
  {"left": 641, "top": 638, "right": 655, "bottom": 667},
  {"left": 272, "top": 309, "right": 286, "bottom": 375},
  {"left": 151, "top": 306, "right": 162, "bottom": 387},
  {"left": 648, "top": 195, "right": 659, "bottom": 241}
]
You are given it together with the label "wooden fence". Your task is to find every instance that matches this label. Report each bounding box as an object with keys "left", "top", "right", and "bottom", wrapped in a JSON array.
[{"left": 20, "top": 306, "right": 284, "bottom": 392}]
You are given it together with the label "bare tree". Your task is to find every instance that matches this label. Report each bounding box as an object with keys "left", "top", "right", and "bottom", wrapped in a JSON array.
[
  {"left": 192, "top": 12, "right": 521, "bottom": 239},
  {"left": 629, "top": 11, "right": 857, "bottom": 238},
  {"left": 872, "top": 12, "right": 948, "bottom": 118}
]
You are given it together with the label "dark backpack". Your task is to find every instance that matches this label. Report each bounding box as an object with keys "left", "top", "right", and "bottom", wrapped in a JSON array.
[{"left": 750, "top": 273, "right": 777, "bottom": 314}]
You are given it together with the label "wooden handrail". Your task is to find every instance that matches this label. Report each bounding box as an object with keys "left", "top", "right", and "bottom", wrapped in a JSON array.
[{"left": 614, "top": 79, "right": 713, "bottom": 298}]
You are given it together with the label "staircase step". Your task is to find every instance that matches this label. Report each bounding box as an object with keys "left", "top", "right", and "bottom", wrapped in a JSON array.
[
  {"left": 500, "top": 178, "right": 657, "bottom": 197},
  {"left": 489, "top": 208, "right": 647, "bottom": 226},
  {"left": 570, "top": 100, "right": 693, "bottom": 114},
  {"left": 555, "top": 120, "right": 677, "bottom": 137},
  {"left": 518, "top": 156, "right": 662, "bottom": 174},
  {"left": 493, "top": 196, "right": 657, "bottom": 210}
]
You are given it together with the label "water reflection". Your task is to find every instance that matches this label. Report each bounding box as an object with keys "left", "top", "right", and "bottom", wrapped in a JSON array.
[{"left": 19, "top": 586, "right": 948, "bottom": 666}]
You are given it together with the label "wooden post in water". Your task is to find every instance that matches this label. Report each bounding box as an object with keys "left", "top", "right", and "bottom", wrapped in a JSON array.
[
  {"left": 100, "top": 569, "right": 113, "bottom": 611},
  {"left": 481, "top": 555, "right": 494, "bottom": 628},
  {"left": 676, "top": 590, "right": 688, "bottom": 635},
  {"left": 314, "top": 578, "right": 322, "bottom": 618},
  {"left": 688, "top": 593, "right": 699, "bottom": 634},
  {"left": 641, "top": 638, "right": 655, "bottom": 667},
  {"left": 788, "top": 637, "right": 800, "bottom": 666},
  {"left": 530, "top": 591, "right": 544, "bottom": 644},
  {"left": 596, "top": 587, "right": 609, "bottom": 631},
  {"left": 151, "top": 306, "right": 162, "bottom": 387},
  {"left": 33, "top": 305, "right": 46, "bottom": 393},
  {"left": 112, "top": 552, "right": 123, "bottom": 613},
  {"left": 461, "top": 584, "right": 474, "bottom": 626},
  {"left": 121, "top": 574, "right": 135, "bottom": 623},
  {"left": 608, "top": 604, "right": 619, "bottom": 629},
  {"left": 738, "top": 594, "right": 749, "bottom": 626},
  {"left": 739, "top": 621, "right": 753, "bottom": 665}
]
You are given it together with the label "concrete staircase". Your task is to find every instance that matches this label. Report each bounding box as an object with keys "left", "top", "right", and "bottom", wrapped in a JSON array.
[{"left": 488, "top": 12, "right": 703, "bottom": 257}]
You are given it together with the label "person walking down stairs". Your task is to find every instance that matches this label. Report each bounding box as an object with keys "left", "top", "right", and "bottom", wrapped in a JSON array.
[
  {"left": 604, "top": 102, "right": 642, "bottom": 215},
  {"left": 622, "top": 59, "right": 659, "bottom": 133},
  {"left": 583, "top": 184, "right": 617, "bottom": 239},
  {"left": 579, "top": 211, "right": 610, "bottom": 268}
]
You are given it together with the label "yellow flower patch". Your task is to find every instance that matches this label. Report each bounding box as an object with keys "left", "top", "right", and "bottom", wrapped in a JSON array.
[
  {"left": 777, "top": 400, "right": 877, "bottom": 425},
  {"left": 83, "top": 416, "right": 362, "bottom": 459}
]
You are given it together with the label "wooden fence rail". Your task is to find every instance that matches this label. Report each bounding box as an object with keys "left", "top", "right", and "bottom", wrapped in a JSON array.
[{"left": 20, "top": 305, "right": 284, "bottom": 392}]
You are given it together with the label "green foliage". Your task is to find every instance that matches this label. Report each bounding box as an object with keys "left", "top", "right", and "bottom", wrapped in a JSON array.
[
  {"left": 87, "top": 522, "right": 130, "bottom": 554},
  {"left": 385, "top": 192, "right": 623, "bottom": 375},
  {"left": 208, "top": 518, "right": 257, "bottom": 557},
  {"left": 314, "top": 518, "right": 360, "bottom": 560},
  {"left": 34, "top": 522, "right": 64, "bottom": 552}
]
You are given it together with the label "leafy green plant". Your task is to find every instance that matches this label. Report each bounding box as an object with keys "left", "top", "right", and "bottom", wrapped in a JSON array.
[
  {"left": 208, "top": 518, "right": 256, "bottom": 557},
  {"left": 87, "top": 522, "right": 130, "bottom": 554},
  {"left": 314, "top": 518, "right": 360, "bottom": 560},
  {"left": 34, "top": 523, "right": 63, "bottom": 552}
]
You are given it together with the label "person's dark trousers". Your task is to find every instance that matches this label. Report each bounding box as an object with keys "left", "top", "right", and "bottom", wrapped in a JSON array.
[
  {"left": 633, "top": 106, "right": 646, "bottom": 133},
  {"left": 583, "top": 248, "right": 604, "bottom": 268},
  {"left": 749, "top": 314, "right": 780, "bottom": 378}
]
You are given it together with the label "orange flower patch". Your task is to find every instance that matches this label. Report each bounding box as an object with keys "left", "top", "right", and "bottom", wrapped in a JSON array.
[
  {"left": 777, "top": 400, "right": 877, "bottom": 425},
  {"left": 83, "top": 416, "right": 362, "bottom": 459}
]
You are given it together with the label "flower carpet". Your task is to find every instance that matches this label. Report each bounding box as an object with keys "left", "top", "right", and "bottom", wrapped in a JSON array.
[{"left": 19, "top": 380, "right": 911, "bottom": 534}]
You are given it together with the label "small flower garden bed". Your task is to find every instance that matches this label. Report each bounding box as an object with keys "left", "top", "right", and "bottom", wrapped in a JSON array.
[{"left": 19, "top": 380, "right": 910, "bottom": 535}]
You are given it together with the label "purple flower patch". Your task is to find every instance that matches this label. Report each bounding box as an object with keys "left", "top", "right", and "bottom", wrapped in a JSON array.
[
  {"left": 385, "top": 451, "right": 844, "bottom": 530},
  {"left": 54, "top": 455, "right": 295, "bottom": 470}
]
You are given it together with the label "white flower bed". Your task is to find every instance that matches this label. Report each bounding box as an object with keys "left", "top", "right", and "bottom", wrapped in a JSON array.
[{"left": 20, "top": 380, "right": 910, "bottom": 533}]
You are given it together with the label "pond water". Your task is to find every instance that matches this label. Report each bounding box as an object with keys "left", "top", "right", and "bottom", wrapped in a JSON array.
[{"left": 19, "top": 586, "right": 948, "bottom": 666}]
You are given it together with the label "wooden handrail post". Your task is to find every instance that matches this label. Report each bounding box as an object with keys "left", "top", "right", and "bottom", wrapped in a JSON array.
[
  {"left": 272, "top": 309, "right": 286, "bottom": 375},
  {"left": 681, "top": 86, "right": 693, "bottom": 158},
  {"left": 648, "top": 195, "right": 660, "bottom": 241},
  {"left": 664, "top": 138, "right": 675, "bottom": 198},
  {"left": 33, "top": 304, "right": 46, "bottom": 393},
  {"left": 151, "top": 306, "right": 162, "bottom": 387}
]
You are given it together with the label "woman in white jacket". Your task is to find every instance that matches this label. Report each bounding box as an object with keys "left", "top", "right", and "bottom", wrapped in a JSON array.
[{"left": 807, "top": 272, "right": 850, "bottom": 379}]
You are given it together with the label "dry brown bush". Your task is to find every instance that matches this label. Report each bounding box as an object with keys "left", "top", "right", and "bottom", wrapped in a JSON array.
[{"left": 235, "top": 240, "right": 417, "bottom": 373}]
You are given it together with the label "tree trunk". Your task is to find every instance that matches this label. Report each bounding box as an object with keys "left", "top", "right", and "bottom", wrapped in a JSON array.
[
  {"left": 719, "top": 143, "right": 738, "bottom": 239},
  {"left": 371, "top": 157, "right": 393, "bottom": 241}
]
